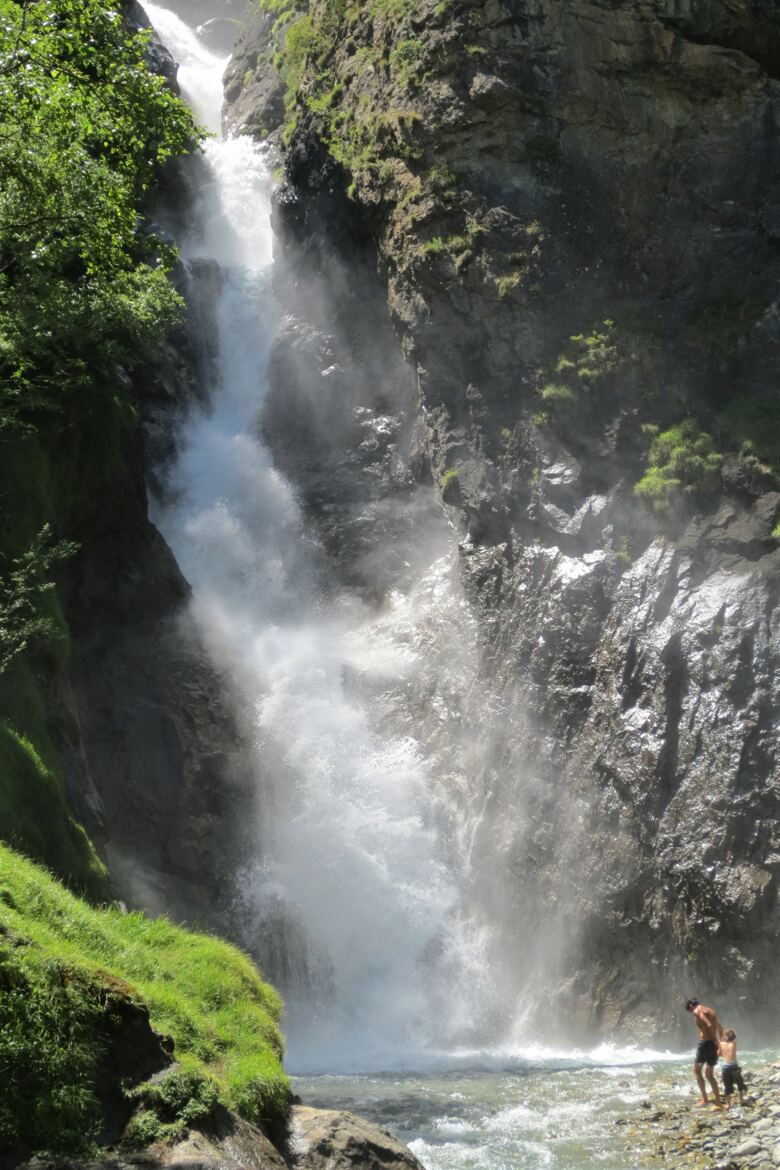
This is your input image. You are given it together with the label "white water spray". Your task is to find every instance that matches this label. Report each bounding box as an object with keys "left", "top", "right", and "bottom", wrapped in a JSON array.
[
  {"left": 142, "top": 2, "right": 483, "bottom": 1072},
  {"left": 142, "top": 4, "right": 227, "bottom": 134}
]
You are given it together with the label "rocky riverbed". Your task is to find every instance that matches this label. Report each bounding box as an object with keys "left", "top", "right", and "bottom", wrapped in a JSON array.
[
  {"left": 630, "top": 1064, "right": 780, "bottom": 1169},
  {"left": 293, "top": 1055, "right": 780, "bottom": 1170}
]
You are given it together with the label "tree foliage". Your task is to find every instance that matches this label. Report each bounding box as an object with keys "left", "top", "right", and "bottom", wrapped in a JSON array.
[
  {"left": 0, "top": 524, "right": 76, "bottom": 675},
  {"left": 0, "top": 0, "right": 200, "bottom": 429}
]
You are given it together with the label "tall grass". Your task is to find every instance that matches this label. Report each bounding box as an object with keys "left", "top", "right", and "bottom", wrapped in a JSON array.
[{"left": 0, "top": 846, "right": 289, "bottom": 1155}]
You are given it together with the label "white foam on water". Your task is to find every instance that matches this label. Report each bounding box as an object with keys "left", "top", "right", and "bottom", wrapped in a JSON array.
[{"left": 412, "top": 1041, "right": 685, "bottom": 1074}]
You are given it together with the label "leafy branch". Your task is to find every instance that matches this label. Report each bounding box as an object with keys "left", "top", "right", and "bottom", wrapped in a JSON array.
[{"left": 0, "top": 524, "right": 77, "bottom": 674}]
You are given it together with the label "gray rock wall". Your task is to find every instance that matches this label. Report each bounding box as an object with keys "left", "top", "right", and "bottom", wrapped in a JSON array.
[
  {"left": 228, "top": 0, "right": 780, "bottom": 1041},
  {"left": 57, "top": 370, "right": 253, "bottom": 925}
]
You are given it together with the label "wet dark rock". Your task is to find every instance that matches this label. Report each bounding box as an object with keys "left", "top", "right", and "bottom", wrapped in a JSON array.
[
  {"left": 16, "top": 1113, "right": 286, "bottom": 1170},
  {"left": 14, "top": 1107, "right": 422, "bottom": 1170},
  {"left": 58, "top": 418, "right": 253, "bottom": 924},
  {"left": 223, "top": 7, "right": 285, "bottom": 138},
  {"left": 96, "top": 992, "right": 173, "bottom": 1146},
  {"left": 155, "top": 1111, "right": 287, "bottom": 1170},
  {"left": 263, "top": 195, "right": 439, "bottom": 601},
  {"left": 126, "top": 2, "right": 179, "bottom": 94}
]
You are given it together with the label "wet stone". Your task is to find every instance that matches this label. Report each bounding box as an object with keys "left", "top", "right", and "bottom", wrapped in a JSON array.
[{"left": 621, "top": 1066, "right": 780, "bottom": 1168}]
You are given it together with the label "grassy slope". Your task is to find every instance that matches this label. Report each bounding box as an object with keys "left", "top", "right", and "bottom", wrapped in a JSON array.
[{"left": 0, "top": 845, "right": 290, "bottom": 1154}]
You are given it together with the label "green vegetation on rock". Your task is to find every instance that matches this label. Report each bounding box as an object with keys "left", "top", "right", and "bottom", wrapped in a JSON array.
[
  {"left": 440, "top": 467, "right": 460, "bottom": 503},
  {"left": 635, "top": 421, "right": 723, "bottom": 513},
  {"left": 389, "top": 37, "right": 426, "bottom": 87},
  {"left": 0, "top": 845, "right": 289, "bottom": 1157},
  {"left": 0, "top": 711, "right": 106, "bottom": 897},
  {"left": 497, "top": 270, "right": 526, "bottom": 300},
  {"left": 718, "top": 394, "right": 780, "bottom": 478},
  {"left": 0, "top": 525, "right": 77, "bottom": 677},
  {"left": 536, "top": 320, "right": 620, "bottom": 414},
  {"left": 123, "top": 1070, "right": 220, "bottom": 1149},
  {"left": 271, "top": 0, "right": 431, "bottom": 177},
  {"left": 423, "top": 235, "right": 446, "bottom": 255}
]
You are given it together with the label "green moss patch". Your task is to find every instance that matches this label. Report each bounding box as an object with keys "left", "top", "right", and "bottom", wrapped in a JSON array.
[
  {"left": 0, "top": 846, "right": 290, "bottom": 1156},
  {"left": 0, "top": 945, "right": 108, "bottom": 1156},
  {"left": 0, "top": 714, "right": 106, "bottom": 898}
]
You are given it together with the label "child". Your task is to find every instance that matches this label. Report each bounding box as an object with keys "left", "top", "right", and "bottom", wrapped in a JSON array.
[{"left": 719, "top": 1029, "right": 747, "bottom": 1107}]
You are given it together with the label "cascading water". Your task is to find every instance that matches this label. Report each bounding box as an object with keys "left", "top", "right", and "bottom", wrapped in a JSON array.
[
  {"left": 136, "top": 8, "right": 708, "bottom": 1167},
  {"left": 142, "top": 1, "right": 489, "bottom": 1073}
]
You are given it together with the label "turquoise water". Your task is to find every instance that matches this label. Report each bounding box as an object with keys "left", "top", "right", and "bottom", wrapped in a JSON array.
[{"left": 293, "top": 1052, "right": 764, "bottom": 1169}]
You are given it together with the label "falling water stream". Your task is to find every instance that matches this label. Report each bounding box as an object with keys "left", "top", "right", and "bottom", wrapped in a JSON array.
[
  {"left": 140, "top": 5, "right": 700, "bottom": 1165},
  {"left": 143, "top": 0, "right": 479, "bottom": 1072}
]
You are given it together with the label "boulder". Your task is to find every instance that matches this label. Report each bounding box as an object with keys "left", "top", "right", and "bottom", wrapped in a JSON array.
[
  {"left": 160, "top": 1113, "right": 287, "bottom": 1170},
  {"left": 290, "top": 1107, "right": 424, "bottom": 1170}
]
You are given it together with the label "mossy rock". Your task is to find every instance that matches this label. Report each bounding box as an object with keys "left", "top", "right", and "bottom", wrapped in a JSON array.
[{"left": 0, "top": 846, "right": 290, "bottom": 1158}]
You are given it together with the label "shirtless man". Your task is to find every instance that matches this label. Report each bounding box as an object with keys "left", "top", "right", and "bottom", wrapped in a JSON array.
[{"left": 686, "top": 998, "right": 724, "bottom": 1106}]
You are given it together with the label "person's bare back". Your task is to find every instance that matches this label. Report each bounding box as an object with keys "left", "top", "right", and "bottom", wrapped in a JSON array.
[
  {"left": 719, "top": 1037, "right": 737, "bottom": 1064},
  {"left": 693, "top": 1004, "right": 721, "bottom": 1042}
]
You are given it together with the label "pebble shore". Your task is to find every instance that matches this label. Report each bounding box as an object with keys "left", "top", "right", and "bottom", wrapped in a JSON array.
[{"left": 626, "top": 1064, "right": 780, "bottom": 1169}]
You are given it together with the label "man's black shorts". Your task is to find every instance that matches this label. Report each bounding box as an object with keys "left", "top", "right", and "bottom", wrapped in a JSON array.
[{"left": 695, "top": 1039, "right": 719, "bottom": 1066}]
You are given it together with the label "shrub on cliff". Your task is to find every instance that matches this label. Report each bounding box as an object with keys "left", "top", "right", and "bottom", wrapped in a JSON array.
[
  {"left": 635, "top": 421, "right": 722, "bottom": 513},
  {"left": 537, "top": 320, "right": 621, "bottom": 414},
  {"left": 0, "top": 845, "right": 290, "bottom": 1157},
  {"left": 0, "top": 526, "right": 77, "bottom": 677},
  {"left": 717, "top": 394, "right": 780, "bottom": 478}
]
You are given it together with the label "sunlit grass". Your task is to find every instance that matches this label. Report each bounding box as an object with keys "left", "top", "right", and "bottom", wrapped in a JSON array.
[{"left": 0, "top": 845, "right": 289, "bottom": 1153}]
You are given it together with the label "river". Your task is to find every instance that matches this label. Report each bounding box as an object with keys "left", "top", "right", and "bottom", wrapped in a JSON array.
[
  {"left": 294, "top": 1047, "right": 778, "bottom": 1169},
  {"left": 295, "top": 1054, "right": 693, "bottom": 1169}
]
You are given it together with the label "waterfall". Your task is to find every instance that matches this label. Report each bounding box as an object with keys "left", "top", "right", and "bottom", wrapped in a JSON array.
[{"left": 142, "top": 3, "right": 493, "bottom": 1073}]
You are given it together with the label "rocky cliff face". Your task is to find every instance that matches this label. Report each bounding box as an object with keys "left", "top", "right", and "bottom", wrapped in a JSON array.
[
  {"left": 59, "top": 413, "right": 252, "bottom": 923},
  {"left": 226, "top": 0, "right": 780, "bottom": 1041}
]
